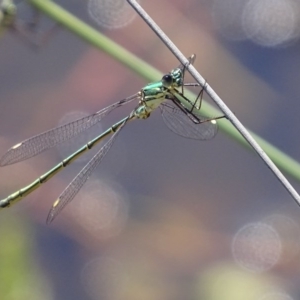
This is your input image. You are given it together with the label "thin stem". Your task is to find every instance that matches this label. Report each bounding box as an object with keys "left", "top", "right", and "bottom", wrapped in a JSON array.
[{"left": 126, "top": 0, "right": 300, "bottom": 205}]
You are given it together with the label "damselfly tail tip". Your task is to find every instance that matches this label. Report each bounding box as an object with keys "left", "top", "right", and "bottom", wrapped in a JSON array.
[{"left": 0, "top": 198, "right": 9, "bottom": 209}]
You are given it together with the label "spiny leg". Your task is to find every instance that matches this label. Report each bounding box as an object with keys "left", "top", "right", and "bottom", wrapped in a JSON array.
[
  {"left": 188, "top": 80, "right": 227, "bottom": 123},
  {"left": 189, "top": 80, "right": 206, "bottom": 113}
]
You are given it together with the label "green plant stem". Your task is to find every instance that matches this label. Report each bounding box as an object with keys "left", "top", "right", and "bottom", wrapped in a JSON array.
[{"left": 28, "top": 0, "right": 300, "bottom": 183}]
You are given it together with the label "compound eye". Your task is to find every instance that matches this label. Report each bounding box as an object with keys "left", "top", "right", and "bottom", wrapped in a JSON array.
[{"left": 162, "top": 74, "right": 173, "bottom": 87}]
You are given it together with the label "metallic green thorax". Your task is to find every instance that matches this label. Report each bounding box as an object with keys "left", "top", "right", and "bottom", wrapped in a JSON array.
[
  {"left": 0, "top": 0, "right": 16, "bottom": 27},
  {"left": 134, "top": 67, "right": 183, "bottom": 118}
]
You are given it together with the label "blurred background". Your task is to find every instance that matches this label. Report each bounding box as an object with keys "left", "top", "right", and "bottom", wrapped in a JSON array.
[{"left": 0, "top": 0, "right": 300, "bottom": 299}]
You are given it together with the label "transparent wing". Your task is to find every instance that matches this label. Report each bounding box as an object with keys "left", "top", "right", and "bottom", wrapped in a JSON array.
[
  {"left": 160, "top": 101, "right": 218, "bottom": 140},
  {"left": 46, "top": 118, "right": 128, "bottom": 224},
  {"left": 0, "top": 94, "right": 138, "bottom": 166}
]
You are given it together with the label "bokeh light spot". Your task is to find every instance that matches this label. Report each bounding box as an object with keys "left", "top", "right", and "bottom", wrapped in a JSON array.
[
  {"left": 71, "top": 179, "right": 128, "bottom": 239},
  {"left": 242, "top": 0, "right": 298, "bottom": 47},
  {"left": 232, "top": 222, "right": 282, "bottom": 272},
  {"left": 87, "top": 0, "right": 140, "bottom": 29}
]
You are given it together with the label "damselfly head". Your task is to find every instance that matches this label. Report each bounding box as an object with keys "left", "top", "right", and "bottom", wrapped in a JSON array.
[{"left": 161, "top": 74, "right": 173, "bottom": 87}]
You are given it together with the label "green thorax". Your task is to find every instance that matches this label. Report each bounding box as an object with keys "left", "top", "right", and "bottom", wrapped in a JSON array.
[
  {"left": 134, "top": 67, "right": 184, "bottom": 119},
  {"left": 142, "top": 81, "right": 167, "bottom": 101},
  {"left": 141, "top": 67, "right": 183, "bottom": 102}
]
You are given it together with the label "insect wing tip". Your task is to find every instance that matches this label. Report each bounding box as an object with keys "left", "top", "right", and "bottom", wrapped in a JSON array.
[
  {"left": 46, "top": 211, "right": 54, "bottom": 225},
  {"left": 0, "top": 142, "right": 23, "bottom": 166},
  {"left": 0, "top": 154, "right": 9, "bottom": 166},
  {"left": 46, "top": 199, "right": 60, "bottom": 225}
]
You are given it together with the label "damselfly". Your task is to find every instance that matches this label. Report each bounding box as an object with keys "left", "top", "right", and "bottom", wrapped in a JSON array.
[{"left": 0, "top": 55, "right": 225, "bottom": 223}]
